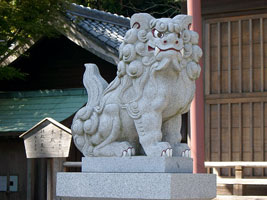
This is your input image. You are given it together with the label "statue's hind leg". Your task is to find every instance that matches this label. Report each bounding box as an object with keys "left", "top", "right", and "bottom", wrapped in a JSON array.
[
  {"left": 162, "top": 114, "right": 190, "bottom": 157},
  {"left": 134, "top": 112, "right": 172, "bottom": 157},
  {"left": 91, "top": 104, "right": 135, "bottom": 157}
]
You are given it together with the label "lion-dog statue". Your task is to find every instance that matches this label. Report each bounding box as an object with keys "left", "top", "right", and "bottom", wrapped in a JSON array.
[{"left": 71, "top": 13, "right": 202, "bottom": 157}]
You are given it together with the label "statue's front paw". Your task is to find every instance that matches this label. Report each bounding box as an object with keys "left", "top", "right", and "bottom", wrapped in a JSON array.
[
  {"left": 116, "top": 141, "right": 136, "bottom": 157},
  {"left": 172, "top": 143, "right": 191, "bottom": 157},
  {"left": 158, "top": 142, "right": 172, "bottom": 157},
  {"left": 161, "top": 148, "right": 173, "bottom": 157},
  {"left": 144, "top": 142, "right": 172, "bottom": 157},
  {"left": 181, "top": 149, "right": 191, "bottom": 158},
  {"left": 122, "top": 147, "right": 135, "bottom": 157}
]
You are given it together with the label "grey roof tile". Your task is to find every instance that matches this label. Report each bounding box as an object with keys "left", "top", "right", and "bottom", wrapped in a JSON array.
[
  {"left": 66, "top": 3, "right": 130, "bottom": 52},
  {"left": 106, "top": 40, "right": 117, "bottom": 49},
  {"left": 89, "top": 29, "right": 101, "bottom": 37},
  {"left": 97, "top": 35, "right": 109, "bottom": 43}
]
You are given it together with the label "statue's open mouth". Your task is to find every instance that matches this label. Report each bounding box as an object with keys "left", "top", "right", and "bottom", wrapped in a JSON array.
[{"left": 148, "top": 46, "right": 180, "bottom": 56}]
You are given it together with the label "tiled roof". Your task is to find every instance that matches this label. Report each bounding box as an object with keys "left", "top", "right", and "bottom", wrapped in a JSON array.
[
  {"left": 1, "top": 4, "right": 129, "bottom": 67},
  {"left": 0, "top": 89, "right": 87, "bottom": 132},
  {"left": 66, "top": 4, "right": 130, "bottom": 54}
]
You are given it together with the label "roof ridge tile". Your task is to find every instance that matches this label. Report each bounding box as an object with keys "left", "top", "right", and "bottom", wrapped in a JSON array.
[{"left": 68, "top": 3, "right": 130, "bottom": 28}]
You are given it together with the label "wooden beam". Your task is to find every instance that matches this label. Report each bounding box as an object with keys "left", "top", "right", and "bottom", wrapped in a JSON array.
[
  {"left": 205, "top": 104, "right": 211, "bottom": 161},
  {"left": 205, "top": 161, "right": 267, "bottom": 167},
  {"left": 238, "top": 20, "right": 242, "bottom": 93},
  {"left": 52, "top": 158, "right": 65, "bottom": 200},
  {"left": 206, "top": 92, "right": 267, "bottom": 100},
  {"left": 27, "top": 159, "right": 34, "bottom": 200},
  {"left": 249, "top": 19, "right": 253, "bottom": 93},
  {"left": 206, "top": 96, "right": 267, "bottom": 104},
  {"left": 233, "top": 166, "right": 243, "bottom": 195},
  {"left": 217, "top": 22, "right": 221, "bottom": 94},
  {"left": 239, "top": 103, "right": 243, "bottom": 161},
  {"left": 205, "top": 23, "right": 211, "bottom": 95},
  {"left": 261, "top": 102, "right": 265, "bottom": 175},
  {"left": 63, "top": 162, "right": 82, "bottom": 168},
  {"left": 40, "top": 159, "right": 46, "bottom": 200},
  {"left": 202, "top": 1, "right": 267, "bottom": 16},
  {"left": 217, "top": 178, "right": 267, "bottom": 185},
  {"left": 260, "top": 18, "right": 264, "bottom": 92},
  {"left": 47, "top": 159, "right": 52, "bottom": 200},
  {"left": 205, "top": 13, "right": 267, "bottom": 24},
  {"left": 218, "top": 104, "right": 221, "bottom": 163},
  {"left": 250, "top": 102, "right": 254, "bottom": 166},
  {"left": 228, "top": 21, "right": 231, "bottom": 94},
  {"left": 228, "top": 103, "right": 232, "bottom": 175}
]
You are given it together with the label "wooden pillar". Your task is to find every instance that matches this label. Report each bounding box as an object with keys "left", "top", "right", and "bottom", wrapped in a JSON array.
[
  {"left": 27, "top": 159, "right": 35, "bottom": 200},
  {"left": 233, "top": 166, "right": 243, "bottom": 195},
  {"left": 187, "top": 0, "right": 206, "bottom": 173},
  {"left": 47, "top": 158, "right": 65, "bottom": 200},
  {"left": 53, "top": 158, "right": 65, "bottom": 200}
]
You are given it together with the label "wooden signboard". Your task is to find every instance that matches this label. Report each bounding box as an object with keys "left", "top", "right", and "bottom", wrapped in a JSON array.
[{"left": 20, "top": 118, "right": 72, "bottom": 158}]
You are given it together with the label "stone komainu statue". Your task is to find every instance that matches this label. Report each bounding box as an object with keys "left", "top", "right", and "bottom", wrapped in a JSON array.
[{"left": 71, "top": 13, "right": 202, "bottom": 157}]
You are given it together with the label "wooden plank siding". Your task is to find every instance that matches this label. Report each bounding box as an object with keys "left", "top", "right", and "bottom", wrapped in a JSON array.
[
  {"left": 0, "top": 36, "right": 117, "bottom": 91},
  {"left": 204, "top": 14, "right": 267, "bottom": 177}
]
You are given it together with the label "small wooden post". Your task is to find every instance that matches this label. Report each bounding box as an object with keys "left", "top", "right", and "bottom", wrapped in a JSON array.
[
  {"left": 27, "top": 159, "right": 35, "bottom": 200},
  {"left": 47, "top": 158, "right": 65, "bottom": 200},
  {"left": 213, "top": 167, "right": 220, "bottom": 177},
  {"left": 52, "top": 158, "right": 65, "bottom": 200},
  {"left": 40, "top": 158, "right": 47, "bottom": 200},
  {"left": 233, "top": 166, "right": 243, "bottom": 195},
  {"left": 47, "top": 159, "right": 52, "bottom": 200}
]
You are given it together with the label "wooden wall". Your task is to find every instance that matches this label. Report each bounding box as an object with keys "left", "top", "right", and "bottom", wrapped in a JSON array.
[
  {"left": 202, "top": 0, "right": 267, "bottom": 17},
  {"left": 0, "top": 138, "right": 27, "bottom": 200},
  {"left": 0, "top": 137, "right": 49, "bottom": 200},
  {"left": 0, "top": 35, "right": 117, "bottom": 91},
  {"left": 204, "top": 13, "right": 267, "bottom": 176}
]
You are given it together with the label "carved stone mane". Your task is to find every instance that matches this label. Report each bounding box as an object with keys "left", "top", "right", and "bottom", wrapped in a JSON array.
[{"left": 71, "top": 13, "right": 202, "bottom": 157}]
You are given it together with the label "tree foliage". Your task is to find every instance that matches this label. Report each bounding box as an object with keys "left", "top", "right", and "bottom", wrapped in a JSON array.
[
  {"left": 77, "top": 0, "right": 182, "bottom": 18},
  {"left": 0, "top": 66, "right": 27, "bottom": 80},
  {"left": 0, "top": 0, "right": 71, "bottom": 80}
]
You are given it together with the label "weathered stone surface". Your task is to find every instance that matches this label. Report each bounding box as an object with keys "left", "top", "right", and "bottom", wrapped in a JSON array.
[
  {"left": 82, "top": 156, "right": 193, "bottom": 173},
  {"left": 56, "top": 172, "right": 216, "bottom": 200},
  {"left": 71, "top": 13, "right": 202, "bottom": 157}
]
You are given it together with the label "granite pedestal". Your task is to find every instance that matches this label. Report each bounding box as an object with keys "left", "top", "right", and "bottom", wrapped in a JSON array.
[
  {"left": 57, "top": 172, "right": 216, "bottom": 200},
  {"left": 56, "top": 157, "right": 216, "bottom": 200},
  {"left": 82, "top": 156, "right": 193, "bottom": 173}
]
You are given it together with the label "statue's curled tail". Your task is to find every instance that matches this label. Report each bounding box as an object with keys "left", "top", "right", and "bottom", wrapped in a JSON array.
[{"left": 71, "top": 64, "right": 108, "bottom": 156}]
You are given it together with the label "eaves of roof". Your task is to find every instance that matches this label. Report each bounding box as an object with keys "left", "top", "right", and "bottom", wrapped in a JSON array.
[
  {"left": 0, "top": 39, "right": 36, "bottom": 67},
  {"left": 0, "top": 88, "right": 87, "bottom": 133},
  {"left": 62, "top": 4, "right": 130, "bottom": 64},
  {"left": 1, "top": 4, "right": 130, "bottom": 67}
]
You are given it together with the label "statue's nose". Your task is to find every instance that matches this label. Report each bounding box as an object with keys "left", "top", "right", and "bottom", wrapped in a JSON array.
[{"left": 163, "top": 33, "right": 178, "bottom": 45}]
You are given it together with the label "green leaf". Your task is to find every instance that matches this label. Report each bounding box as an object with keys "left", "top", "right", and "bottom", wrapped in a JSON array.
[{"left": 0, "top": 66, "right": 28, "bottom": 80}]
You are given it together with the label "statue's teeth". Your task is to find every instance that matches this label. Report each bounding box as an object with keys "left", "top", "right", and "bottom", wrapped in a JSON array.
[
  {"left": 154, "top": 47, "right": 160, "bottom": 56},
  {"left": 181, "top": 48, "right": 184, "bottom": 56}
]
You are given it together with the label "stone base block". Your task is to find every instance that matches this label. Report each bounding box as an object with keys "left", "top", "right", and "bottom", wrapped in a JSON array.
[
  {"left": 82, "top": 156, "right": 193, "bottom": 173},
  {"left": 56, "top": 172, "right": 216, "bottom": 200}
]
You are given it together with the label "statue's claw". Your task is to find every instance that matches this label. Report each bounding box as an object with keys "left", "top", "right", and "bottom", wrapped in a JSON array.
[
  {"left": 122, "top": 147, "right": 135, "bottom": 157},
  {"left": 161, "top": 148, "right": 173, "bottom": 157},
  {"left": 181, "top": 149, "right": 191, "bottom": 158}
]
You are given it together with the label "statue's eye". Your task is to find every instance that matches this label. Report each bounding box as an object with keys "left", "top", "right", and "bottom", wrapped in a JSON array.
[
  {"left": 152, "top": 29, "right": 164, "bottom": 38},
  {"left": 177, "top": 32, "right": 181, "bottom": 38}
]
